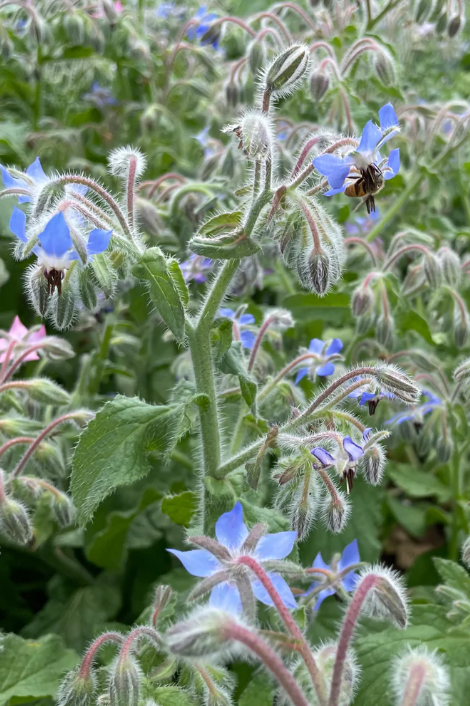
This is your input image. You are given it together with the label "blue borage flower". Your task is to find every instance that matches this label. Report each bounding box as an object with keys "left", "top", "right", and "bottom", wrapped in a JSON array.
[
  {"left": 313, "top": 103, "right": 400, "bottom": 212},
  {"left": 187, "top": 5, "right": 219, "bottom": 49},
  {"left": 311, "top": 432, "right": 367, "bottom": 493},
  {"left": 385, "top": 390, "right": 442, "bottom": 429},
  {"left": 219, "top": 307, "right": 256, "bottom": 349},
  {"left": 294, "top": 338, "right": 343, "bottom": 384},
  {"left": 1, "top": 157, "right": 48, "bottom": 204},
  {"left": 345, "top": 208, "right": 381, "bottom": 236},
  {"left": 180, "top": 254, "right": 212, "bottom": 284},
  {"left": 10, "top": 208, "right": 112, "bottom": 295},
  {"left": 304, "top": 539, "right": 360, "bottom": 609},
  {"left": 348, "top": 377, "right": 396, "bottom": 415},
  {"left": 168, "top": 502, "right": 297, "bottom": 613}
]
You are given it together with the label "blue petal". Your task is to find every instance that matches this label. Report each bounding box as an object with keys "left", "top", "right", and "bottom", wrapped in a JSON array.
[
  {"left": 87, "top": 228, "right": 112, "bottom": 255},
  {"left": 1, "top": 165, "right": 21, "bottom": 189},
  {"left": 338, "top": 539, "right": 360, "bottom": 571},
  {"left": 26, "top": 157, "right": 47, "bottom": 182},
  {"left": 396, "top": 414, "right": 415, "bottom": 425},
  {"left": 239, "top": 313, "right": 255, "bottom": 325},
  {"left": 326, "top": 338, "right": 343, "bottom": 355},
  {"left": 312, "top": 551, "right": 330, "bottom": 571},
  {"left": 219, "top": 307, "right": 235, "bottom": 319},
  {"left": 343, "top": 436, "right": 363, "bottom": 461},
  {"left": 359, "top": 392, "right": 376, "bottom": 406},
  {"left": 252, "top": 573, "right": 297, "bottom": 610},
  {"left": 38, "top": 212, "right": 73, "bottom": 258},
  {"left": 10, "top": 206, "right": 27, "bottom": 243},
  {"left": 311, "top": 447, "right": 335, "bottom": 465},
  {"left": 313, "top": 154, "right": 349, "bottom": 179},
  {"left": 324, "top": 185, "right": 347, "bottom": 196},
  {"left": 314, "top": 587, "right": 335, "bottom": 609},
  {"left": 378, "top": 129, "right": 399, "bottom": 147},
  {"left": 341, "top": 571, "right": 359, "bottom": 592},
  {"left": 295, "top": 367, "right": 309, "bottom": 385},
  {"left": 255, "top": 531, "right": 297, "bottom": 560},
  {"left": 363, "top": 427, "right": 372, "bottom": 440},
  {"left": 378, "top": 103, "right": 398, "bottom": 131},
  {"left": 167, "top": 548, "right": 220, "bottom": 577},
  {"left": 316, "top": 362, "right": 335, "bottom": 377},
  {"left": 240, "top": 330, "right": 256, "bottom": 350},
  {"left": 209, "top": 582, "right": 242, "bottom": 614},
  {"left": 384, "top": 148, "right": 400, "bottom": 180},
  {"left": 358, "top": 120, "right": 382, "bottom": 153},
  {"left": 215, "top": 502, "right": 249, "bottom": 551},
  {"left": 309, "top": 338, "right": 324, "bottom": 354},
  {"left": 18, "top": 195, "right": 33, "bottom": 204}
]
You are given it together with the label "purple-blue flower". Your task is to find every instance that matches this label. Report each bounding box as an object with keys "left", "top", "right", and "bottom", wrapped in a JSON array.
[
  {"left": 304, "top": 539, "right": 360, "bottom": 609},
  {"left": 10, "top": 208, "right": 112, "bottom": 295},
  {"left": 345, "top": 208, "right": 381, "bottom": 236},
  {"left": 348, "top": 377, "right": 395, "bottom": 415},
  {"left": 1, "top": 157, "right": 48, "bottom": 204},
  {"left": 168, "top": 502, "right": 297, "bottom": 614},
  {"left": 180, "top": 254, "right": 212, "bottom": 283},
  {"left": 385, "top": 390, "right": 442, "bottom": 428},
  {"left": 313, "top": 104, "right": 400, "bottom": 210},
  {"left": 187, "top": 6, "right": 219, "bottom": 48},
  {"left": 84, "top": 82, "right": 118, "bottom": 108},
  {"left": 294, "top": 338, "right": 343, "bottom": 384},
  {"left": 311, "top": 433, "right": 365, "bottom": 492},
  {"left": 219, "top": 307, "right": 256, "bottom": 349}
]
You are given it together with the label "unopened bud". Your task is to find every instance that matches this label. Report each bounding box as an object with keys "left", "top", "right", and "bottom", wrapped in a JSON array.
[
  {"left": 321, "top": 490, "right": 350, "bottom": 533},
  {"left": 57, "top": 667, "right": 96, "bottom": 706},
  {"left": 0, "top": 496, "right": 33, "bottom": 546},
  {"left": 109, "top": 657, "right": 141, "bottom": 706},
  {"left": 248, "top": 40, "right": 266, "bottom": 76},
  {"left": 436, "top": 435, "right": 453, "bottom": 464},
  {"left": 166, "top": 607, "right": 231, "bottom": 658},
  {"left": 392, "top": 647, "right": 450, "bottom": 706},
  {"left": 376, "top": 314, "right": 393, "bottom": 347},
  {"left": 24, "top": 378, "right": 71, "bottom": 406},
  {"left": 27, "top": 266, "right": 49, "bottom": 317},
  {"left": 269, "top": 308, "right": 294, "bottom": 331},
  {"left": 436, "top": 12, "right": 448, "bottom": 34},
  {"left": 308, "top": 249, "right": 330, "bottom": 296},
  {"left": 78, "top": 268, "right": 97, "bottom": 311},
  {"left": 454, "top": 357, "right": 470, "bottom": 383},
  {"left": 448, "top": 15, "right": 461, "bottom": 36},
  {"left": 374, "top": 53, "right": 395, "bottom": 86},
  {"left": 53, "top": 491, "right": 75, "bottom": 528},
  {"left": 361, "top": 446, "right": 386, "bottom": 485},
  {"left": 64, "top": 12, "right": 85, "bottom": 45},
  {"left": 454, "top": 307, "right": 469, "bottom": 348},
  {"left": 199, "top": 22, "right": 222, "bottom": 48},
  {"left": 42, "top": 336, "right": 75, "bottom": 360},
  {"left": 51, "top": 286, "right": 76, "bottom": 331},
  {"left": 409, "top": 350, "right": 439, "bottom": 373},
  {"left": 423, "top": 252, "right": 441, "bottom": 289},
  {"left": 374, "top": 365, "right": 419, "bottom": 404},
  {"left": 108, "top": 146, "right": 146, "bottom": 180},
  {"left": 224, "top": 112, "right": 273, "bottom": 161},
  {"left": 151, "top": 585, "right": 173, "bottom": 624},
  {"left": 309, "top": 71, "right": 329, "bottom": 101},
  {"left": 352, "top": 285, "right": 373, "bottom": 317},
  {"left": 416, "top": 430, "right": 432, "bottom": 457},
  {"left": 461, "top": 537, "right": 470, "bottom": 569},
  {"left": 225, "top": 81, "right": 239, "bottom": 108},
  {"left": 438, "top": 246, "right": 461, "bottom": 286},
  {"left": 265, "top": 44, "right": 310, "bottom": 94},
  {"left": 415, "top": 0, "right": 432, "bottom": 22},
  {"left": 102, "top": 0, "right": 120, "bottom": 23},
  {"left": 356, "top": 314, "right": 373, "bottom": 336},
  {"left": 359, "top": 566, "right": 408, "bottom": 628},
  {"left": 315, "top": 643, "right": 359, "bottom": 705}
]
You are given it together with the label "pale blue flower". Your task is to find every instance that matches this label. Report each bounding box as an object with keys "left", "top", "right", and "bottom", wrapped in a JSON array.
[
  {"left": 1, "top": 157, "right": 48, "bottom": 204},
  {"left": 294, "top": 338, "right": 343, "bottom": 384},
  {"left": 311, "top": 433, "right": 365, "bottom": 491},
  {"left": 188, "top": 5, "right": 219, "bottom": 48},
  {"left": 219, "top": 307, "right": 256, "bottom": 349},
  {"left": 385, "top": 390, "right": 442, "bottom": 427},
  {"left": 304, "top": 539, "right": 360, "bottom": 609}
]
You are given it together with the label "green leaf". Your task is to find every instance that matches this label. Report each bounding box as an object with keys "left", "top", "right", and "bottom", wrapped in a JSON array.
[
  {"left": 189, "top": 233, "right": 260, "bottom": 259},
  {"left": 132, "top": 247, "right": 186, "bottom": 341},
  {"left": 434, "top": 558, "right": 470, "bottom": 599},
  {"left": 0, "top": 633, "right": 78, "bottom": 705},
  {"left": 239, "top": 670, "right": 274, "bottom": 706},
  {"left": 168, "top": 259, "right": 189, "bottom": 307},
  {"left": 198, "top": 211, "right": 243, "bottom": 236},
  {"left": 396, "top": 310, "right": 434, "bottom": 344},
  {"left": 387, "top": 464, "right": 451, "bottom": 502},
  {"left": 386, "top": 496, "right": 427, "bottom": 538},
  {"left": 218, "top": 342, "right": 257, "bottom": 411},
  {"left": 21, "top": 574, "right": 121, "bottom": 652},
  {"left": 149, "top": 686, "right": 195, "bottom": 706},
  {"left": 71, "top": 395, "right": 187, "bottom": 525},
  {"left": 161, "top": 491, "right": 197, "bottom": 526},
  {"left": 283, "top": 292, "right": 351, "bottom": 323}
]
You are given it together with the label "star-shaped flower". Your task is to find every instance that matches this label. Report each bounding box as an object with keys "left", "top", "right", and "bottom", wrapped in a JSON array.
[
  {"left": 294, "top": 338, "right": 343, "bottom": 384},
  {"left": 0, "top": 316, "right": 46, "bottom": 363},
  {"left": 348, "top": 377, "right": 396, "bottom": 415},
  {"left": 385, "top": 390, "right": 442, "bottom": 430},
  {"left": 219, "top": 307, "right": 256, "bottom": 349},
  {"left": 311, "top": 434, "right": 365, "bottom": 493},
  {"left": 304, "top": 539, "right": 360, "bottom": 609},
  {"left": 1, "top": 157, "right": 48, "bottom": 204},
  {"left": 187, "top": 6, "right": 219, "bottom": 49},
  {"left": 168, "top": 502, "right": 297, "bottom": 614}
]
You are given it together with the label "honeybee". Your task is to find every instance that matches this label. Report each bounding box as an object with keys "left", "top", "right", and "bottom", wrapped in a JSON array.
[{"left": 344, "top": 163, "right": 384, "bottom": 214}]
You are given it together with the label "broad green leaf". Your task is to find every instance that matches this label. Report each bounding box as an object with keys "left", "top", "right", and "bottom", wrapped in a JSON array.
[
  {"left": 239, "top": 670, "right": 274, "bottom": 706},
  {"left": 283, "top": 292, "right": 351, "bottom": 323},
  {"left": 396, "top": 310, "right": 434, "bottom": 344},
  {"left": 161, "top": 491, "right": 197, "bottom": 526},
  {"left": 132, "top": 247, "right": 186, "bottom": 341},
  {"left": 190, "top": 233, "right": 260, "bottom": 259},
  {"left": 149, "top": 686, "right": 195, "bottom": 706},
  {"left": 387, "top": 496, "right": 427, "bottom": 538},
  {"left": 71, "top": 395, "right": 187, "bottom": 524},
  {"left": 387, "top": 464, "right": 451, "bottom": 502},
  {"left": 0, "top": 633, "right": 78, "bottom": 705},
  {"left": 218, "top": 342, "right": 257, "bottom": 410},
  {"left": 198, "top": 211, "right": 243, "bottom": 236},
  {"left": 434, "top": 558, "right": 470, "bottom": 599}
]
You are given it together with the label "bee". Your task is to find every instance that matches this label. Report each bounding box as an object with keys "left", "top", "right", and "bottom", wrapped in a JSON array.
[{"left": 344, "top": 163, "right": 384, "bottom": 214}]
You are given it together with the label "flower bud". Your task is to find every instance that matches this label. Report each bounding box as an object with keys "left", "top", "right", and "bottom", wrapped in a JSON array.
[
  {"left": 309, "top": 70, "right": 329, "bottom": 101},
  {"left": 24, "top": 378, "right": 71, "bottom": 406},
  {"left": 454, "top": 307, "right": 469, "bottom": 348},
  {"left": 109, "top": 657, "right": 141, "bottom": 706},
  {"left": 392, "top": 647, "right": 450, "bottom": 706},
  {"left": 53, "top": 491, "right": 75, "bottom": 528},
  {"left": 438, "top": 246, "right": 461, "bottom": 286},
  {"left": 166, "top": 607, "right": 232, "bottom": 659},
  {"left": 376, "top": 314, "right": 393, "bottom": 347},
  {"left": 57, "top": 667, "right": 96, "bottom": 706},
  {"left": 436, "top": 12, "right": 448, "bottom": 34},
  {"left": 269, "top": 308, "right": 295, "bottom": 331},
  {"left": 108, "top": 146, "right": 146, "bottom": 180},
  {"left": 359, "top": 566, "right": 408, "bottom": 628},
  {"left": 225, "top": 112, "right": 273, "bottom": 161},
  {"left": 0, "top": 496, "right": 33, "bottom": 546},
  {"left": 352, "top": 286, "right": 373, "bottom": 317},
  {"left": 50, "top": 287, "right": 77, "bottom": 331},
  {"left": 151, "top": 585, "right": 173, "bottom": 624},
  {"left": 225, "top": 81, "right": 239, "bottom": 108},
  {"left": 27, "top": 265, "right": 49, "bottom": 317},
  {"left": 41, "top": 336, "right": 75, "bottom": 360},
  {"left": 409, "top": 350, "right": 439, "bottom": 373},
  {"left": 436, "top": 435, "right": 453, "bottom": 464},
  {"left": 64, "top": 12, "right": 85, "bottom": 45},
  {"left": 454, "top": 357, "right": 470, "bottom": 383},
  {"left": 320, "top": 489, "right": 350, "bottom": 533},
  {"left": 415, "top": 429, "right": 431, "bottom": 458},
  {"left": 374, "top": 365, "right": 419, "bottom": 405},
  {"left": 356, "top": 314, "right": 373, "bottom": 336},
  {"left": 423, "top": 252, "right": 441, "bottom": 289},
  {"left": 415, "top": 0, "right": 433, "bottom": 22},
  {"left": 102, "top": 0, "right": 120, "bottom": 23},
  {"left": 78, "top": 268, "right": 98, "bottom": 311},
  {"left": 361, "top": 445, "right": 386, "bottom": 485},
  {"left": 248, "top": 40, "right": 266, "bottom": 76},
  {"left": 316, "top": 643, "right": 359, "bottom": 705},
  {"left": 461, "top": 537, "right": 470, "bottom": 569},
  {"left": 308, "top": 249, "right": 330, "bottom": 296},
  {"left": 448, "top": 15, "right": 461, "bottom": 36},
  {"left": 374, "top": 53, "right": 395, "bottom": 86},
  {"left": 265, "top": 44, "right": 310, "bottom": 94},
  {"left": 199, "top": 22, "right": 222, "bottom": 48}
]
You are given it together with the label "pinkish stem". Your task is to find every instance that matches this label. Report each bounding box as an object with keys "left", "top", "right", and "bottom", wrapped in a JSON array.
[
  {"left": 248, "top": 316, "right": 274, "bottom": 372},
  {"left": 400, "top": 664, "right": 427, "bottom": 706},
  {"left": 127, "top": 156, "right": 137, "bottom": 230},
  {"left": 0, "top": 341, "right": 16, "bottom": 378},
  {"left": 1, "top": 343, "right": 47, "bottom": 382},
  {"left": 344, "top": 237, "right": 378, "bottom": 265},
  {"left": 79, "top": 632, "right": 124, "bottom": 679},
  {"left": 0, "top": 436, "right": 34, "bottom": 462}
]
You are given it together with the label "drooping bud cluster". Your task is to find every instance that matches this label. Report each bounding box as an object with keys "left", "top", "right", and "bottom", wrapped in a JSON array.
[{"left": 391, "top": 647, "right": 450, "bottom": 706}]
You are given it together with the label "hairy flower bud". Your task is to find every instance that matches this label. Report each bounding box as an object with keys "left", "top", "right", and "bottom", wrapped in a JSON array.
[
  {"left": 374, "top": 53, "right": 395, "bottom": 86},
  {"left": 448, "top": 15, "right": 461, "bottom": 36},
  {"left": 225, "top": 112, "right": 273, "bottom": 161},
  {"left": 309, "top": 71, "right": 329, "bottom": 101},
  {"left": 392, "top": 647, "right": 450, "bottom": 706},
  {"left": 108, "top": 146, "right": 146, "bottom": 179},
  {"left": 359, "top": 566, "right": 409, "bottom": 628},
  {"left": 461, "top": 536, "right": 470, "bottom": 569},
  {"left": 376, "top": 314, "right": 394, "bottom": 347},
  {"left": 374, "top": 365, "right": 419, "bottom": 404},
  {"left": 57, "top": 668, "right": 96, "bottom": 706},
  {"left": 265, "top": 44, "right": 310, "bottom": 95},
  {"left": 308, "top": 249, "right": 330, "bottom": 296},
  {"left": 248, "top": 40, "right": 266, "bottom": 76},
  {"left": 27, "top": 266, "right": 49, "bottom": 317},
  {"left": 438, "top": 246, "right": 461, "bottom": 286},
  {"left": 166, "top": 607, "right": 234, "bottom": 658},
  {"left": 64, "top": 12, "right": 85, "bottom": 45},
  {"left": 50, "top": 287, "right": 76, "bottom": 331},
  {"left": 454, "top": 357, "right": 470, "bottom": 383},
  {"left": 24, "top": 378, "right": 71, "bottom": 406},
  {"left": 225, "top": 81, "right": 239, "bottom": 108},
  {"left": 109, "top": 657, "right": 141, "bottom": 706},
  {"left": 436, "top": 435, "right": 453, "bottom": 464},
  {"left": 0, "top": 495, "right": 33, "bottom": 546},
  {"left": 454, "top": 306, "right": 469, "bottom": 348},
  {"left": 352, "top": 285, "right": 373, "bottom": 317},
  {"left": 53, "top": 491, "right": 75, "bottom": 528},
  {"left": 361, "top": 445, "right": 386, "bottom": 485},
  {"left": 320, "top": 489, "right": 350, "bottom": 533},
  {"left": 423, "top": 252, "right": 441, "bottom": 289},
  {"left": 269, "top": 308, "right": 295, "bottom": 331}
]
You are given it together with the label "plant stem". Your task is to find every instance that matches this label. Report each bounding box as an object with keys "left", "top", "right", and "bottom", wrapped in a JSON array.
[{"left": 449, "top": 445, "right": 461, "bottom": 561}]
